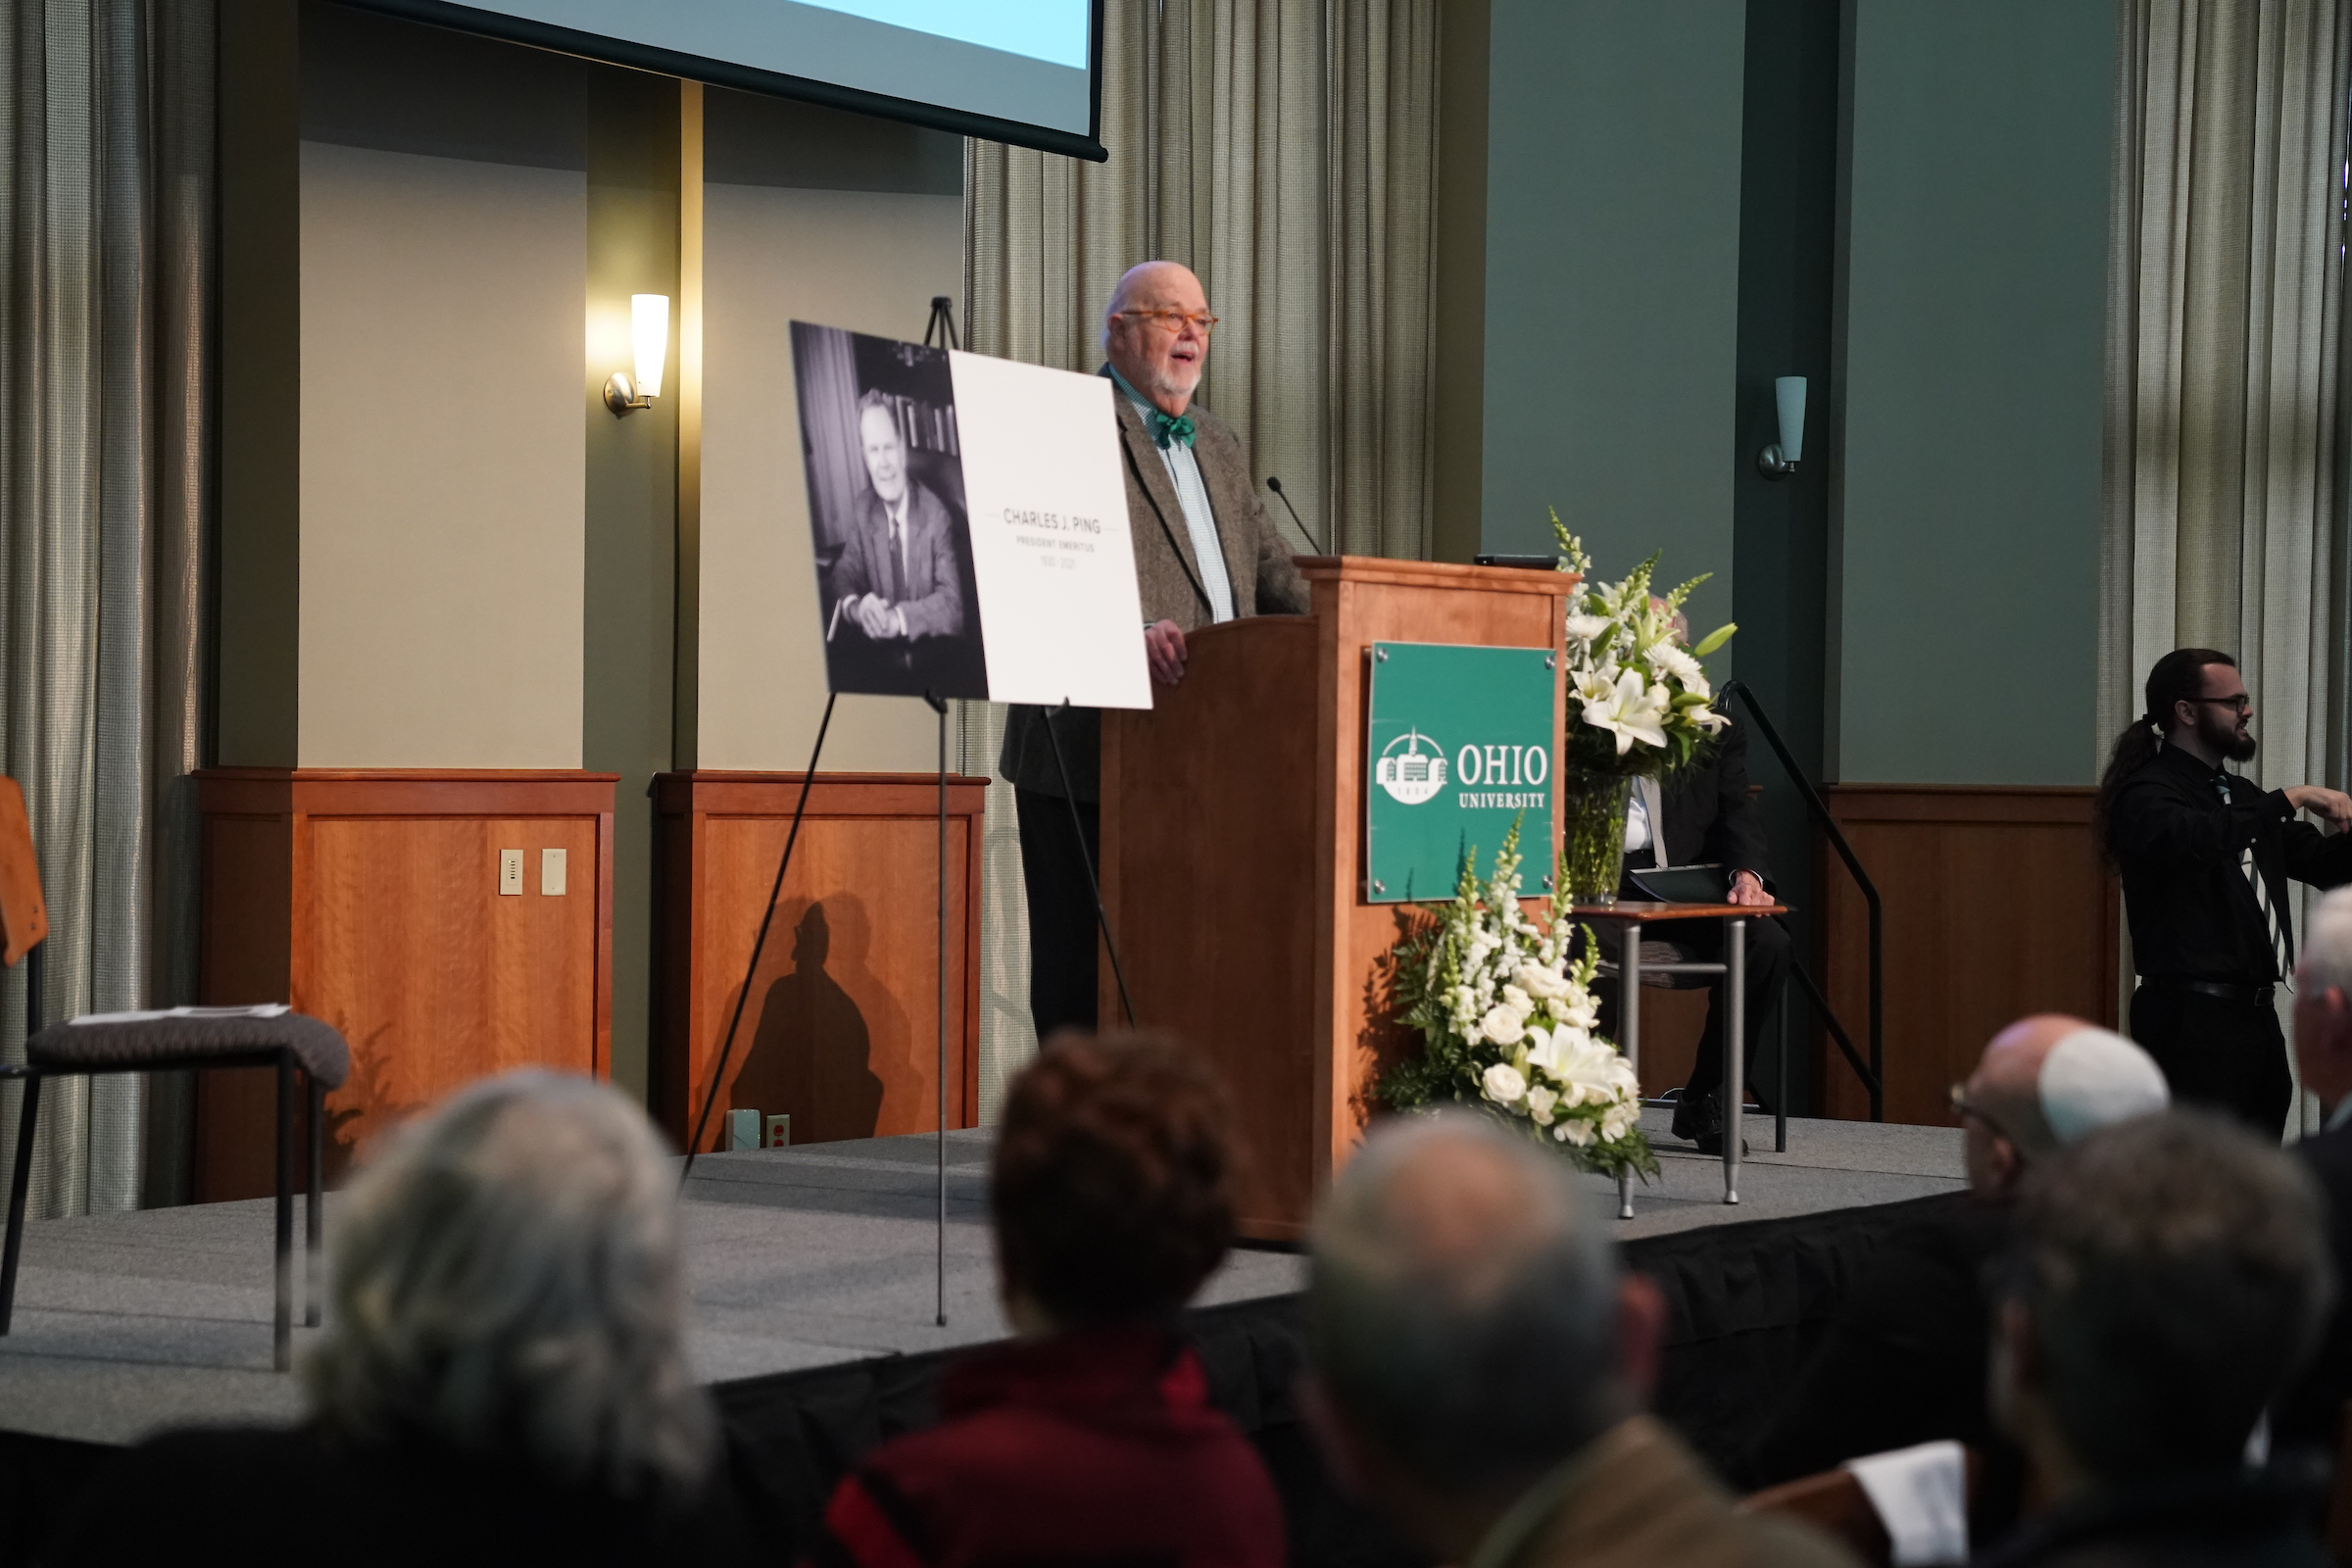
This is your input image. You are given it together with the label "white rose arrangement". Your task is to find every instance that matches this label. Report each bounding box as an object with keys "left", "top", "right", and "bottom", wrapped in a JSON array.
[{"left": 1380, "top": 821, "right": 1659, "bottom": 1180}]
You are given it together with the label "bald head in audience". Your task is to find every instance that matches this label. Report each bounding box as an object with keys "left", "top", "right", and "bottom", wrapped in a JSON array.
[
  {"left": 1304, "top": 1113, "right": 1859, "bottom": 1568},
  {"left": 1956, "top": 1015, "right": 2170, "bottom": 1195},
  {"left": 1304, "top": 1113, "right": 1654, "bottom": 1557}
]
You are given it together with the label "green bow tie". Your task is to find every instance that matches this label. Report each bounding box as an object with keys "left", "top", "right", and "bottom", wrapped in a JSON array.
[{"left": 1149, "top": 409, "right": 1196, "bottom": 449}]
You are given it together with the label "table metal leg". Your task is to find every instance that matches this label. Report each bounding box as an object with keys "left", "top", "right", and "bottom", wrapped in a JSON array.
[
  {"left": 1726, "top": 917, "right": 1744, "bottom": 1205},
  {"left": 1776, "top": 970, "right": 1788, "bottom": 1154},
  {"left": 1621, "top": 922, "right": 1642, "bottom": 1220}
]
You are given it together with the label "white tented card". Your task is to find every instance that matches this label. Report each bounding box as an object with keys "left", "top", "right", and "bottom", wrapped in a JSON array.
[{"left": 948, "top": 350, "right": 1151, "bottom": 710}]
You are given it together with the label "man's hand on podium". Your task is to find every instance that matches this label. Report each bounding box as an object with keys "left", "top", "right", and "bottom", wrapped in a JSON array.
[
  {"left": 1145, "top": 619, "right": 1189, "bottom": 686},
  {"left": 1728, "top": 869, "right": 1773, "bottom": 906}
]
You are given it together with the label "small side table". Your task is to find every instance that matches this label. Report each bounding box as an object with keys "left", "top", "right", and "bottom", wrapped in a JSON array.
[{"left": 1566, "top": 898, "right": 1788, "bottom": 1217}]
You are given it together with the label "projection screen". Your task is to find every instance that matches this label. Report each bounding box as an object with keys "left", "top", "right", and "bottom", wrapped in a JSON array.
[{"left": 345, "top": 0, "right": 1107, "bottom": 161}]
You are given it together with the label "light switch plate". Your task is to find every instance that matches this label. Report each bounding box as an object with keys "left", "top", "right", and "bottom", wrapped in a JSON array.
[
  {"left": 541, "top": 848, "right": 567, "bottom": 896},
  {"left": 499, "top": 849, "right": 523, "bottom": 896}
]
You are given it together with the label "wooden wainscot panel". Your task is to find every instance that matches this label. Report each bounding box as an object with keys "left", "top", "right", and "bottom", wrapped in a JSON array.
[
  {"left": 655, "top": 772, "right": 986, "bottom": 1154},
  {"left": 193, "top": 769, "right": 616, "bottom": 1200},
  {"left": 1819, "top": 784, "right": 2120, "bottom": 1127}
]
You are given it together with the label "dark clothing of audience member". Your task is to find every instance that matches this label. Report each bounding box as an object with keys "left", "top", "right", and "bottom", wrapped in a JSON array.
[
  {"left": 2278, "top": 1119, "right": 2352, "bottom": 1454},
  {"left": 1740, "top": 1192, "right": 2027, "bottom": 1538},
  {"left": 1971, "top": 1464, "right": 2331, "bottom": 1568},
  {"left": 808, "top": 1036, "right": 1283, "bottom": 1568},
  {"left": 46, "top": 1425, "right": 761, "bottom": 1567},
  {"left": 812, "top": 1325, "right": 1282, "bottom": 1568}
]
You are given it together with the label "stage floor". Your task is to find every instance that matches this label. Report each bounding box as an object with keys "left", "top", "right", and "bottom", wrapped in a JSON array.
[{"left": 0, "top": 1109, "right": 1964, "bottom": 1446}]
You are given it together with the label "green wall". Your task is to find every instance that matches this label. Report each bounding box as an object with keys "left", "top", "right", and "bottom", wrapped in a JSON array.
[
  {"left": 1830, "top": 0, "right": 2113, "bottom": 784},
  {"left": 1480, "top": 0, "right": 1749, "bottom": 640}
]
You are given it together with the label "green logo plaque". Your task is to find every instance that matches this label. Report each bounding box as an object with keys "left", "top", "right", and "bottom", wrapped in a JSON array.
[{"left": 1364, "top": 641, "right": 1557, "bottom": 905}]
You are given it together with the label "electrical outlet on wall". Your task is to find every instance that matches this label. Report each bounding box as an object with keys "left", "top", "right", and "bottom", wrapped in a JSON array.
[{"left": 499, "top": 849, "right": 523, "bottom": 896}]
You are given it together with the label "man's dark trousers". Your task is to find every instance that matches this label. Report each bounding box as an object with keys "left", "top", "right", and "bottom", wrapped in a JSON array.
[
  {"left": 1015, "top": 787, "right": 1100, "bottom": 1040},
  {"left": 2129, "top": 983, "right": 2292, "bottom": 1135}
]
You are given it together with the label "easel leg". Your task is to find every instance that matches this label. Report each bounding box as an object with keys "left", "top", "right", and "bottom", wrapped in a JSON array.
[
  {"left": 927, "top": 692, "right": 948, "bottom": 1328},
  {"left": 1042, "top": 701, "right": 1135, "bottom": 1026},
  {"left": 681, "top": 693, "right": 837, "bottom": 1186}
]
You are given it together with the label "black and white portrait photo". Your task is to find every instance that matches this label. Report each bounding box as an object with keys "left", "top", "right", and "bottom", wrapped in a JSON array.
[{"left": 790, "top": 323, "right": 988, "bottom": 701}]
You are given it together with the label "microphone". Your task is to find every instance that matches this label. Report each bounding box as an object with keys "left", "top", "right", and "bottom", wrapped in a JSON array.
[{"left": 1265, "top": 475, "right": 1320, "bottom": 554}]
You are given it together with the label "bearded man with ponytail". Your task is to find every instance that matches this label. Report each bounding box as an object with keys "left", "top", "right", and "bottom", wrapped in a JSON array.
[{"left": 2099, "top": 649, "right": 2352, "bottom": 1134}]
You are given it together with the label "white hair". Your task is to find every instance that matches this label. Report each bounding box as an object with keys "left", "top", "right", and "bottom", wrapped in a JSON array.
[
  {"left": 2301, "top": 886, "right": 2352, "bottom": 998},
  {"left": 1308, "top": 1111, "right": 1625, "bottom": 1490},
  {"left": 2038, "top": 1027, "right": 2170, "bottom": 1147},
  {"left": 303, "top": 1070, "right": 714, "bottom": 1499}
]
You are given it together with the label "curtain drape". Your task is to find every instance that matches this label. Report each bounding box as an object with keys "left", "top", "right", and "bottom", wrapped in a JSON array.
[
  {"left": 0, "top": 0, "right": 212, "bottom": 1216},
  {"left": 2101, "top": 0, "right": 2352, "bottom": 1131},
  {"left": 958, "top": 0, "right": 1441, "bottom": 1114}
]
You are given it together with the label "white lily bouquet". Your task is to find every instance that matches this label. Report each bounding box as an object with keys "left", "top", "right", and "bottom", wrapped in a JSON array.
[
  {"left": 1551, "top": 511, "right": 1737, "bottom": 904},
  {"left": 1380, "top": 822, "right": 1659, "bottom": 1180},
  {"left": 1554, "top": 511, "right": 1735, "bottom": 779}
]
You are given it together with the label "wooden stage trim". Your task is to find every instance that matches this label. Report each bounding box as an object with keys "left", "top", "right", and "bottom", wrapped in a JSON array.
[
  {"left": 655, "top": 771, "right": 986, "bottom": 1155},
  {"left": 1818, "top": 783, "right": 2120, "bottom": 1127},
  {"left": 193, "top": 768, "right": 617, "bottom": 1200}
]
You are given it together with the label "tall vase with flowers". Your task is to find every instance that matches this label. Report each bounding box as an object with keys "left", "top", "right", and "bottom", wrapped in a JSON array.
[{"left": 1552, "top": 511, "right": 1737, "bottom": 905}]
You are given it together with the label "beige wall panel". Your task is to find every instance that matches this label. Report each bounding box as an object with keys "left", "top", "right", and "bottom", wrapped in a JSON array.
[
  {"left": 701, "top": 183, "right": 962, "bottom": 771},
  {"left": 298, "top": 141, "right": 587, "bottom": 767}
]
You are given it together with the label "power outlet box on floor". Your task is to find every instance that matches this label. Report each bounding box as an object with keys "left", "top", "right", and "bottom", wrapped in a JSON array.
[{"left": 765, "top": 1113, "right": 791, "bottom": 1149}]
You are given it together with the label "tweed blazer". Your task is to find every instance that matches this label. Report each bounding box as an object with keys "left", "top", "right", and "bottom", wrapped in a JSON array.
[
  {"left": 998, "top": 375, "right": 1310, "bottom": 802},
  {"left": 828, "top": 478, "right": 966, "bottom": 642}
]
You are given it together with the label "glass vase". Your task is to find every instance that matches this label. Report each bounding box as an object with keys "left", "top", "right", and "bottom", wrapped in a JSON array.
[{"left": 1559, "top": 772, "right": 1635, "bottom": 906}]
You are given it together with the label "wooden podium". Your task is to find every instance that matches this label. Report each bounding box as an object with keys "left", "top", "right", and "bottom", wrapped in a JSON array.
[{"left": 1101, "top": 557, "right": 1575, "bottom": 1239}]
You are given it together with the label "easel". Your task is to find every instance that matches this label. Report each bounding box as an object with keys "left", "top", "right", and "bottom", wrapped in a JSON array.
[{"left": 681, "top": 297, "right": 970, "bottom": 1328}]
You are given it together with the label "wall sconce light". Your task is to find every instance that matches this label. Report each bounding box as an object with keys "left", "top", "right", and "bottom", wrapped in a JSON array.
[
  {"left": 603, "top": 293, "right": 670, "bottom": 416},
  {"left": 1756, "top": 375, "right": 1806, "bottom": 479}
]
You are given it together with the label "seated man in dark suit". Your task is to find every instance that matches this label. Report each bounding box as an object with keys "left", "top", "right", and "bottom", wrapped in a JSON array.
[
  {"left": 2277, "top": 885, "right": 2352, "bottom": 1457},
  {"left": 1602, "top": 715, "right": 1788, "bottom": 1152},
  {"left": 825, "top": 390, "right": 977, "bottom": 697}
]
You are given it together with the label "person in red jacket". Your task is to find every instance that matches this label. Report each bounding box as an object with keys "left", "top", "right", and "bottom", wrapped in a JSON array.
[{"left": 808, "top": 1034, "right": 1285, "bottom": 1568}]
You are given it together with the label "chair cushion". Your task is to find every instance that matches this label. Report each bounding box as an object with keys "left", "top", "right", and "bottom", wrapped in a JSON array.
[{"left": 27, "top": 1005, "right": 350, "bottom": 1088}]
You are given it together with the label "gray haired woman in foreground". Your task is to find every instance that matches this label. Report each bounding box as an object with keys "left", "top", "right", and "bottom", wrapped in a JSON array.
[{"left": 48, "top": 1071, "right": 755, "bottom": 1566}]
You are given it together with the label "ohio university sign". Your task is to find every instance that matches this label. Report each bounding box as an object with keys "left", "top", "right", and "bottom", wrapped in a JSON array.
[{"left": 1363, "top": 641, "right": 1557, "bottom": 905}]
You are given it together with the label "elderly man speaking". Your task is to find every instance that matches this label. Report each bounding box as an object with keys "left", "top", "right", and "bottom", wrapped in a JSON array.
[{"left": 998, "top": 261, "right": 1310, "bottom": 1039}]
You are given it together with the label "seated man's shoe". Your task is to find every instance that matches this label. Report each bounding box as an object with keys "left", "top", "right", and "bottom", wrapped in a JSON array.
[
  {"left": 1676, "top": 1092, "right": 1748, "bottom": 1156},
  {"left": 1672, "top": 1091, "right": 1722, "bottom": 1148}
]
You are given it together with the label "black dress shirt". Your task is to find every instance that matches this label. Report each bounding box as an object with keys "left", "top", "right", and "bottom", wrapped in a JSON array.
[{"left": 2109, "top": 743, "right": 2352, "bottom": 984}]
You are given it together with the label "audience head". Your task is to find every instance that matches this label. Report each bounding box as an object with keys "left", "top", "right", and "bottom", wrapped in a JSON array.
[
  {"left": 991, "top": 1033, "right": 1237, "bottom": 1331},
  {"left": 857, "top": 389, "right": 908, "bottom": 506},
  {"left": 1990, "top": 1110, "right": 2332, "bottom": 1494},
  {"left": 304, "top": 1070, "right": 713, "bottom": 1500},
  {"left": 2294, "top": 886, "right": 2352, "bottom": 1114},
  {"left": 1306, "top": 1112, "right": 1655, "bottom": 1553},
  {"left": 1102, "top": 261, "right": 1213, "bottom": 415},
  {"left": 1956, "top": 1014, "right": 2168, "bottom": 1195}
]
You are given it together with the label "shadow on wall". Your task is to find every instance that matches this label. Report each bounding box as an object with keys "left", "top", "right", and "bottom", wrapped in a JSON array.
[{"left": 731, "top": 898, "right": 901, "bottom": 1143}]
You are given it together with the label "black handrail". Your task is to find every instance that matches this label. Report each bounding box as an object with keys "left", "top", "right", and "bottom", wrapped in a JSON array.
[{"left": 1720, "top": 679, "right": 1884, "bottom": 1122}]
